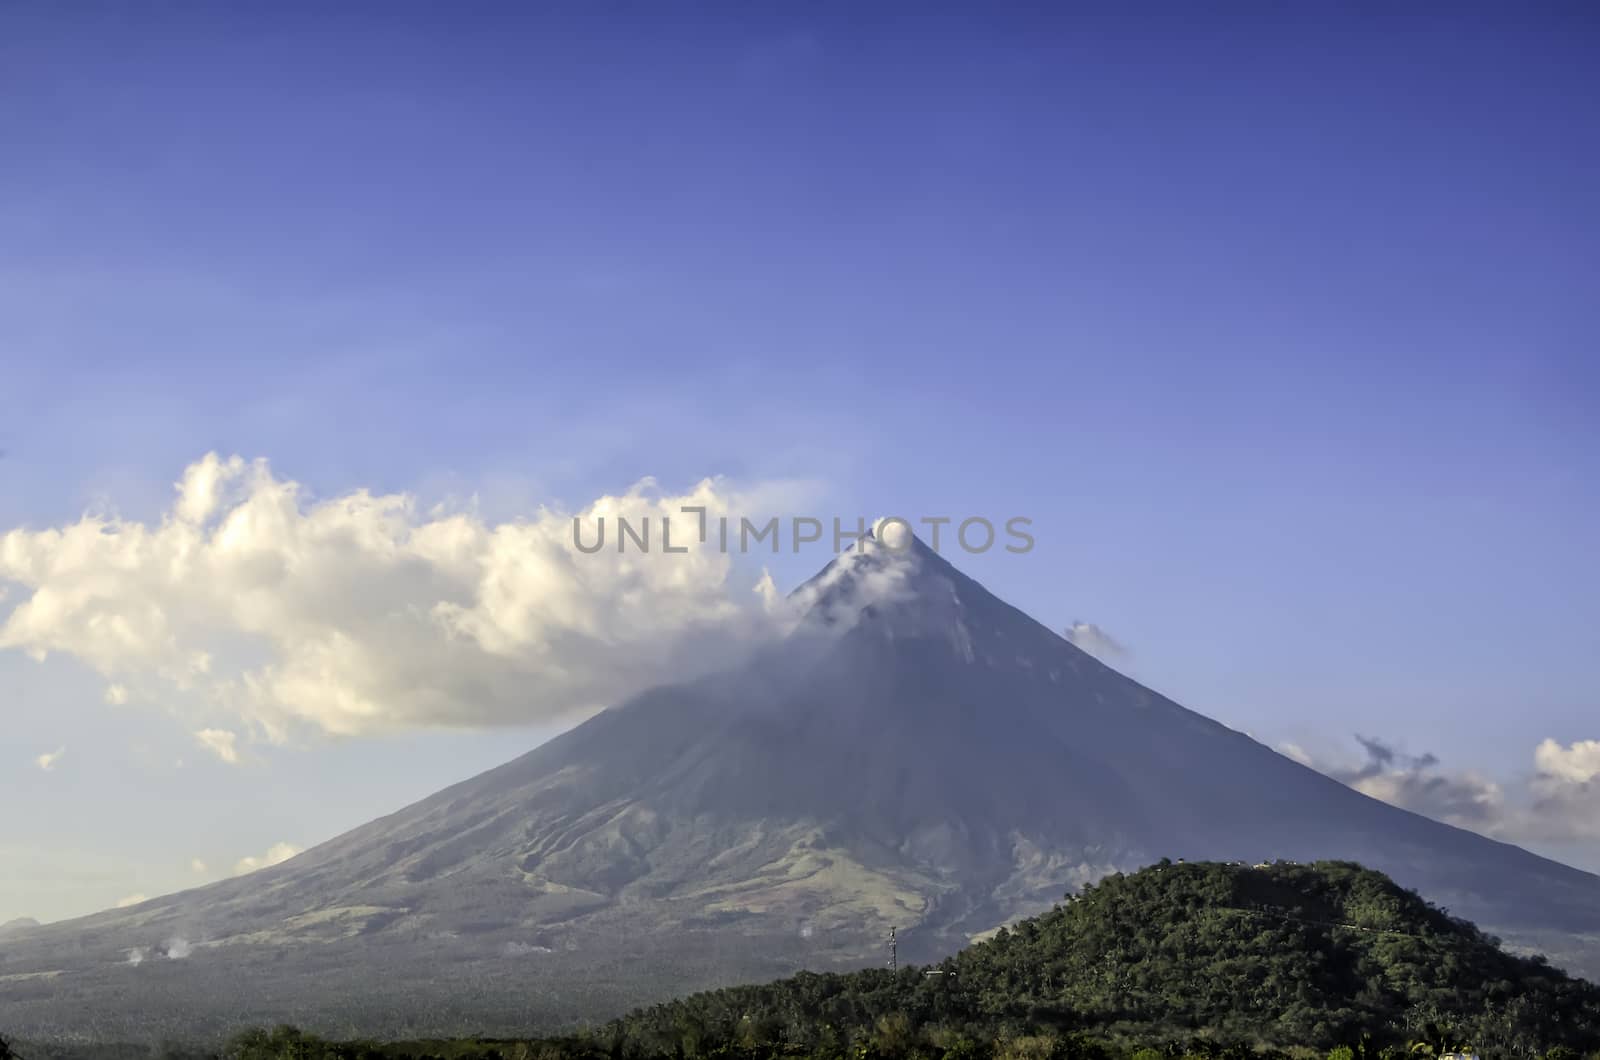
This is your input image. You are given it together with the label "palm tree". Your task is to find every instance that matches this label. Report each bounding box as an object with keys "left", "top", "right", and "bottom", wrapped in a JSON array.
[{"left": 1407, "top": 1021, "right": 1465, "bottom": 1059}]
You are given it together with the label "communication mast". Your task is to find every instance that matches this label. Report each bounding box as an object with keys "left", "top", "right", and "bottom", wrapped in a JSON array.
[{"left": 888, "top": 926, "right": 897, "bottom": 971}]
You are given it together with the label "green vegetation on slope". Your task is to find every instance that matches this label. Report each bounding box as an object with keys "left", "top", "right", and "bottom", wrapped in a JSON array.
[
  {"left": 597, "top": 860, "right": 1600, "bottom": 1057},
  {"left": 947, "top": 859, "right": 1600, "bottom": 1047}
]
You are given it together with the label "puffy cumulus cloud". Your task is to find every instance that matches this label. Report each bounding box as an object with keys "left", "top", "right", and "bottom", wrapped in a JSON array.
[
  {"left": 34, "top": 746, "right": 64, "bottom": 772},
  {"left": 194, "top": 728, "right": 239, "bottom": 764},
  {"left": 1062, "top": 621, "right": 1126, "bottom": 660},
  {"left": 1535, "top": 739, "right": 1600, "bottom": 785},
  {"left": 234, "top": 841, "right": 302, "bottom": 876},
  {"left": 1530, "top": 739, "right": 1600, "bottom": 842},
  {"left": 0, "top": 454, "right": 805, "bottom": 743}
]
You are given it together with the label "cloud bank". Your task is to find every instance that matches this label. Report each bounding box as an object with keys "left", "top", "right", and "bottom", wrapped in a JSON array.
[
  {"left": 0, "top": 454, "right": 804, "bottom": 743},
  {"left": 1326, "top": 736, "right": 1505, "bottom": 832},
  {"left": 1288, "top": 735, "right": 1600, "bottom": 845}
]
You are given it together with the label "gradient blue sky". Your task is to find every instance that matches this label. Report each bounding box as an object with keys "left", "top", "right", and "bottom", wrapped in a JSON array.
[{"left": 2, "top": 5, "right": 1597, "bottom": 922}]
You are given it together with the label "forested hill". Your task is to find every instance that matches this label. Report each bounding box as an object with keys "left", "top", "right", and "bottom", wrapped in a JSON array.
[{"left": 608, "top": 860, "right": 1600, "bottom": 1056}]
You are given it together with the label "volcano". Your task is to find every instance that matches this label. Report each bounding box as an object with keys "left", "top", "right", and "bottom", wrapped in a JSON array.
[{"left": 5, "top": 534, "right": 1599, "bottom": 1041}]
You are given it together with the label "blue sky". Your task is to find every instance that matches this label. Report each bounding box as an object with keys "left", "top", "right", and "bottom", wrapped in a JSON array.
[{"left": 2, "top": 6, "right": 1597, "bottom": 922}]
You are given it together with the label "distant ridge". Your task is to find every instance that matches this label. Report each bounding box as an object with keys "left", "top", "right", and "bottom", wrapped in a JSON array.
[{"left": 0, "top": 917, "right": 40, "bottom": 939}]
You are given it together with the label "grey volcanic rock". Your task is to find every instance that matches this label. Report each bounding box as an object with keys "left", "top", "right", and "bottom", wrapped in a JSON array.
[{"left": 4, "top": 536, "right": 1599, "bottom": 1041}]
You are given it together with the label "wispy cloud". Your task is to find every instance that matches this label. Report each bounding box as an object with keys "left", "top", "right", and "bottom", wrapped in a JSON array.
[
  {"left": 194, "top": 728, "right": 239, "bottom": 765},
  {"left": 1276, "top": 742, "right": 1314, "bottom": 767},
  {"left": 34, "top": 746, "right": 64, "bottom": 772}
]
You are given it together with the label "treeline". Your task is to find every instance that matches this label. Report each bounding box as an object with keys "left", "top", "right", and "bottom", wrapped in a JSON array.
[{"left": 65, "top": 1019, "right": 1600, "bottom": 1060}]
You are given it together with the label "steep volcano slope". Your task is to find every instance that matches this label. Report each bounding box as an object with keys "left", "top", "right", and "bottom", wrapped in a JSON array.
[{"left": 4, "top": 537, "right": 1598, "bottom": 1040}]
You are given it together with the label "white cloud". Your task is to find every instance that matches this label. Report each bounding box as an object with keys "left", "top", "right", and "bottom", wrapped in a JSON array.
[
  {"left": 190, "top": 858, "right": 208, "bottom": 874},
  {"left": 0, "top": 454, "right": 807, "bottom": 741},
  {"left": 114, "top": 893, "right": 147, "bottom": 908},
  {"left": 1534, "top": 738, "right": 1600, "bottom": 785},
  {"left": 194, "top": 728, "right": 239, "bottom": 765},
  {"left": 1529, "top": 738, "right": 1600, "bottom": 841},
  {"left": 1062, "top": 621, "right": 1125, "bottom": 660},
  {"left": 34, "top": 746, "right": 64, "bottom": 772},
  {"left": 233, "top": 841, "right": 302, "bottom": 876},
  {"left": 104, "top": 684, "right": 129, "bottom": 705}
]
